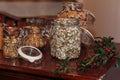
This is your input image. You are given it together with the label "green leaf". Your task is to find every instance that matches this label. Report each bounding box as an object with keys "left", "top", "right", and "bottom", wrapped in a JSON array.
[
  {"left": 58, "top": 62, "right": 63, "bottom": 66},
  {"left": 63, "top": 67, "right": 68, "bottom": 73},
  {"left": 99, "top": 48, "right": 106, "bottom": 56},
  {"left": 64, "top": 57, "right": 71, "bottom": 63},
  {"left": 115, "top": 57, "right": 120, "bottom": 68},
  {"left": 103, "top": 60, "right": 107, "bottom": 65},
  {"left": 110, "top": 43, "right": 115, "bottom": 49},
  {"left": 54, "top": 69, "right": 61, "bottom": 74},
  {"left": 63, "top": 57, "right": 70, "bottom": 67},
  {"left": 81, "top": 63, "right": 86, "bottom": 67}
]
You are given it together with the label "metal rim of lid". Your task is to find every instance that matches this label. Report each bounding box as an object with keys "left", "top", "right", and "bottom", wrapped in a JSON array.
[{"left": 80, "top": 27, "right": 95, "bottom": 45}]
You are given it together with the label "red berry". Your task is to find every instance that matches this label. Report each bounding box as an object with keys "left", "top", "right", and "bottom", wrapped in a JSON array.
[
  {"left": 91, "top": 53, "right": 95, "bottom": 57},
  {"left": 102, "top": 46, "right": 106, "bottom": 49},
  {"left": 102, "top": 56, "right": 108, "bottom": 60},
  {"left": 83, "top": 57, "right": 88, "bottom": 61},
  {"left": 55, "top": 64, "right": 62, "bottom": 69},
  {"left": 102, "top": 46, "right": 111, "bottom": 53},
  {"left": 107, "top": 49, "right": 111, "bottom": 53},
  {"left": 105, "top": 48, "right": 111, "bottom": 53},
  {"left": 93, "top": 62, "right": 98, "bottom": 67}
]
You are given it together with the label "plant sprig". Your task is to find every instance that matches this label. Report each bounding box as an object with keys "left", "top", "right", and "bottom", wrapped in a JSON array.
[
  {"left": 78, "top": 36, "right": 116, "bottom": 72},
  {"left": 54, "top": 57, "right": 71, "bottom": 74}
]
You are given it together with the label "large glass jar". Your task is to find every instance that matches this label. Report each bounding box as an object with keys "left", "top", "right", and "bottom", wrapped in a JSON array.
[{"left": 50, "top": 18, "right": 81, "bottom": 60}]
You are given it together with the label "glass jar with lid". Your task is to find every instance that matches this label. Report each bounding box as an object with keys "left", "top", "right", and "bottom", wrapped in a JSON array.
[
  {"left": 3, "top": 25, "right": 21, "bottom": 58},
  {"left": 25, "top": 26, "right": 46, "bottom": 48},
  {"left": 50, "top": 18, "right": 95, "bottom": 60},
  {"left": 24, "top": 18, "right": 46, "bottom": 48},
  {"left": 0, "top": 23, "right": 3, "bottom": 50},
  {"left": 3, "top": 36, "right": 20, "bottom": 58},
  {"left": 58, "top": 2, "right": 95, "bottom": 29},
  {"left": 50, "top": 18, "right": 81, "bottom": 60}
]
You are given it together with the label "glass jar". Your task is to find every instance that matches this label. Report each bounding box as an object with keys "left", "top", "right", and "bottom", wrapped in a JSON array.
[
  {"left": 58, "top": 2, "right": 95, "bottom": 28},
  {"left": 0, "top": 23, "right": 3, "bottom": 50},
  {"left": 3, "top": 36, "right": 20, "bottom": 58},
  {"left": 50, "top": 18, "right": 81, "bottom": 60},
  {"left": 25, "top": 26, "right": 46, "bottom": 48},
  {"left": 3, "top": 26, "right": 21, "bottom": 58}
]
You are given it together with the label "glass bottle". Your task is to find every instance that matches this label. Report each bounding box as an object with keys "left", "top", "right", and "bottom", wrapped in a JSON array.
[{"left": 50, "top": 18, "right": 81, "bottom": 60}]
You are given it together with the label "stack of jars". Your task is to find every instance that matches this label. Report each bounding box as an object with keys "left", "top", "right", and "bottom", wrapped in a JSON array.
[
  {"left": 50, "top": 1, "right": 95, "bottom": 60},
  {"left": 3, "top": 19, "right": 46, "bottom": 59},
  {"left": 3, "top": 26, "right": 21, "bottom": 58}
]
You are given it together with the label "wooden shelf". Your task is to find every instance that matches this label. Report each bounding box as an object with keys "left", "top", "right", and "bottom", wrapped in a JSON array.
[
  {"left": 0, "top": 43, "right": 118, "bottom": 80},
  {"left": 0, "top": 0, "right": 75, "bottom": 2}
]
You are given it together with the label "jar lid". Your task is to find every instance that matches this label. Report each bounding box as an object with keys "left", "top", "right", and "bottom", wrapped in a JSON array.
[
  {"left": 18, "top": 46, "right": 43, "bottom": 63},
  {"left": 54, "top": 18, "right": 79, "bottom": 26},
  {"left": 80, "top": 27, "right": 95, "bottom": 45}
]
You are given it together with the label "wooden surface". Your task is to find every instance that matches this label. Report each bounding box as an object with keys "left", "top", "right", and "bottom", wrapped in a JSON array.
[
  {"left": 0, "top": 43, "right": 119, "bottom": 80},
  {"left": 0, "top": 0, "right": 75, "bottom": 2}
]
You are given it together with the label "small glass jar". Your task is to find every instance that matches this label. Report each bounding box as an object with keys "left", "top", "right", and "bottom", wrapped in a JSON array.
[
  {"left": 3, "top": 36, "right": 20, "bottom": 58},
  {"left": 25, "top": 26, "right": 46, "bottom": 48},
  {"left": 50, "top": 18, "right": 81, "bottom": 60},
  {"left": 0, "top": 23, "right": 3, "bottom": 50}
]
